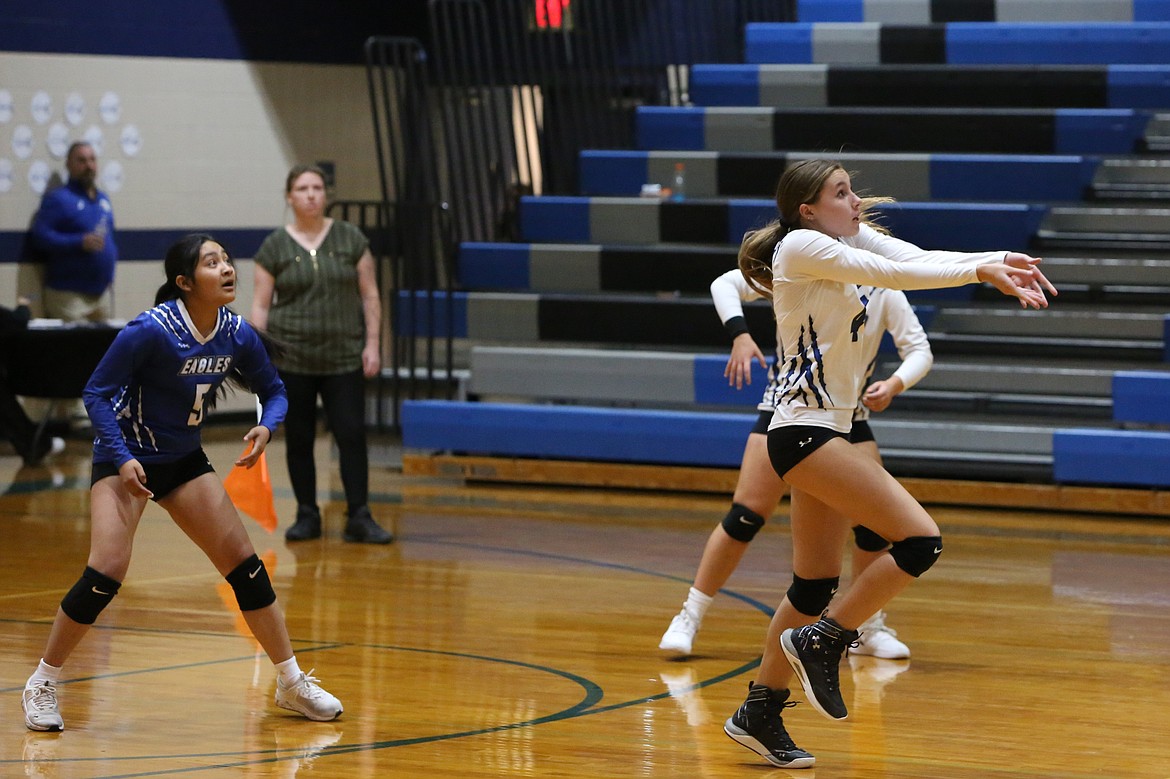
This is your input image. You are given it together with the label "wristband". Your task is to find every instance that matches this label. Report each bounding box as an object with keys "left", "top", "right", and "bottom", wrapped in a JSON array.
[{"left": 723, "top": 315, "right": 750, "bottom": 340}]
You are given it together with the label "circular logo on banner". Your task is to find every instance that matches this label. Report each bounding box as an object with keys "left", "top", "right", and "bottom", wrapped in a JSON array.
[
  {"left": 120, "top": 124, "right": 142, "bottom": 157},
  {"left": 47, "top": 122, "right": 70, "bottom": 158},
  {"left": 31, "top": 91, "right": 53, "bottom": 124},
  {"left": 99, "top": 91, "right": 121, "bottom": 124},
  {"left": 0, "top": 159, "right": 13, "bottom": 193},
  {"left": 12, "top": 124, "right": 33, "bottom": 159},
  {"left": 65, "top": 92, "right": 86, "bottom": 126},
  {"left": 83, "top": 124, "right": 104, "bottom": 156},
  {"left": 28, "top": 159, "right": 50, "bottom": 194},
  {"left": 0, "top": 90, "right": 13, "bottom": 124},
  {"left": 100, "top": 159, "right": 124, "bottom": 193}
]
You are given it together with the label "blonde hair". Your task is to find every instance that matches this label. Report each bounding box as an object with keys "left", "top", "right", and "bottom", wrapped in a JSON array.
[{"left": 738, "top": 159, "right": 892, "bottom": 298}]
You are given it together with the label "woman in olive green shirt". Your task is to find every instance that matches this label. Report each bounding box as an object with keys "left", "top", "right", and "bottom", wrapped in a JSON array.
[{"left": 251, "top": 164, "right": 392, "bottom": 544}]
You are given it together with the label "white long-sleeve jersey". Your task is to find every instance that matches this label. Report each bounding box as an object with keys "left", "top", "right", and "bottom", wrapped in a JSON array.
[
  {"left": 769, "top": 224, "right": 1003, "bottom": 432},
  {"left": 711, "top": 267, "right": 933, "bottom": 419}
]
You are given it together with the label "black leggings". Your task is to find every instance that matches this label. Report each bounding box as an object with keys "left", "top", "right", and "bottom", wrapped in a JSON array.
[{"left": 280, "top": 369, "right": 368, "bottom": 513}]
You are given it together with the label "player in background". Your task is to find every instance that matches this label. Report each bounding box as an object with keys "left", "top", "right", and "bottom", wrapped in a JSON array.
[{"left": 659, "top": 269, "right": 930, "bottom": 661}]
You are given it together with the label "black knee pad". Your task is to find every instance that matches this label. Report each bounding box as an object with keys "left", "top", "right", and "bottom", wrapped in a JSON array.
[
  {"left": 225, "top": 554, "right": 276, "bottom": 612},
  {"left": 786, "top": 575, "right": 840, "bottom": 617},
  {"left": 60, "top": 566, "right": 122, "bottom": 625},
  {"left": 852, "top": 525, "right": 889, "bottom": 552},
  {"left": 721, "top": 503, "right": 767, "bottom": 542},
  {"left": 889, "top": 535, "right": 943, "bottom": 577}
]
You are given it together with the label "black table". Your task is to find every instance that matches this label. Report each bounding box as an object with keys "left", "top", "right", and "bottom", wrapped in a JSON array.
[{"left": 2, "top": 322, "right": 121, "bottom": 450}]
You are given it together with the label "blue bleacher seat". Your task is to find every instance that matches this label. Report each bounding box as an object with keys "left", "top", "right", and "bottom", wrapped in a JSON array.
[
  {"left": 1112, "top": 371, "right": 1170, "bottom": 424},
  {"left": 1053, "top": 429, "right": 1170, "bottom": 487},
  {"left": 402, "top": 399, "right": 756, "bottom": 467}
]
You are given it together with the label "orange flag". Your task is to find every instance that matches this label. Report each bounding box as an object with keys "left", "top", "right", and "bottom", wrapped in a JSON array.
[{"left": 223, "top": 448, "right": 279, "bottom": 533}]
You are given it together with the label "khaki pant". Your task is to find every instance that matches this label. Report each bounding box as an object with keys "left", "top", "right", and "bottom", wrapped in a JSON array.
[
  {"left": 42, "top": 287, "right": 111, "bottom": 323},
  {"left": 34, "top": 287, "right": 112, "bottom": 425}
]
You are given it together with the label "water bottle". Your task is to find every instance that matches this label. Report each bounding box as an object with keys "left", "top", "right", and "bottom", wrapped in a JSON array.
[{"left": 671, "top": 162, "right": 686, "bottom": 202}]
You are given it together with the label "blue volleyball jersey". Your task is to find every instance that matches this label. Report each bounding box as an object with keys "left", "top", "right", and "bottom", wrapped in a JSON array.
[{"left": 84, "top": 299, "right": 287, "bottom": 467}]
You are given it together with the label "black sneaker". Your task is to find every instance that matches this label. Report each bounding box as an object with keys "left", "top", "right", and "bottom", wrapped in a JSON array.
[
  {"left": 285, "top": 505, "right": 322, "bottom": 542},
  {"left": 780, "top": 617, "right": 858, "bottom": 721},
  {"left": 343, "top": 506, "right": 393, "bottom": 544},
  {"left": 723, "top": 683, "right": 814, "bottom": 768}
]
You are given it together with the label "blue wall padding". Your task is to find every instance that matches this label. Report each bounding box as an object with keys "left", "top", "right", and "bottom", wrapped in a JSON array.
[
  {"left": 394, "top": 291, "right": 468, "bottom": 338},
  {"left": 1108, "top": 66, "right": 1170, "bottom": 109},
  {"left": 930, "top": 155, "right": 1097, "bottom": 202},
  {"left": 744, "top": 23, "right": 813, "bottom": 64},
  {"left": 874, "top": 203, "right": 1047, "bottom": 251},
  {"left": 796, "top": 0, "right": 862, "bottom": 22},
  {"left": 1053, "top": 429, "right": 1170, "bottom": 487},
  {"left": 518, "top": 197, "right": 592, "bottom": 242},
  {"left": 635, "top": 107, "right": 707, "bottom": 150},
  {"left": 401, "top": 400, "right": 757, "bottom": 467},
  {"left": 458, "top": 243, "right": 530, "bottom": 289},
  {"left": 1112, "top": 371, "right": 1170, "bottom": 424},
  {"left": 579, "top": 150, "right": 649, "bottom": 196},
  {"left": 1054, "top": 109, "right": 1147, "bottom": 153},
  {"left": 692, "top": 355, "right": 770, "bottom": 406},
  {"left": 688, "top": 67, "right": 761, "bottom": 110},
  {"left": 948, "top": 23, "right": 1170, "bottom": 65},
  {"left": 1138, "top": 1, "right": 1170, "bottom": 21}
]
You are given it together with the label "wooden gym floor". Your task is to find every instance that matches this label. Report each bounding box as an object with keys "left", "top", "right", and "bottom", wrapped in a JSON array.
[{"left": 2, "top": 430, "right": 1169, "bottom": 778}]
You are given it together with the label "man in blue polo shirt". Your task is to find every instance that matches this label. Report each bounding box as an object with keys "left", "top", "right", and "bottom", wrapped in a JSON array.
[{"left": 30, "top": 141, "right": 118, "bottom": 323}]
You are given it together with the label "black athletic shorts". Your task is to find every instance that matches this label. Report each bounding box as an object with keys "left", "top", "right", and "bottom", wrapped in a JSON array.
[
  {"left": 848, "top": 420, "right": 875, "bottom": 444},
  {"left": 757, "top": 414, "right": 873, "bottom": 443},
  {"left": 767, "top": 424, "right": 849, "bottom": 478},
  {"left": 91, "top": 448, "right": 215, "bottom": 502}
]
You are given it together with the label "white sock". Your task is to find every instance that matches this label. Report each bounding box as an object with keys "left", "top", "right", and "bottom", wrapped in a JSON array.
[
  {"left": 28, "top": 659, "right": 62, "bottom": 687},
  {"left": 683, "top": 587, "right": 715, "bottom": 623},
  {"left": 275, "top": 656, "right": 303, "bottom": 686}
]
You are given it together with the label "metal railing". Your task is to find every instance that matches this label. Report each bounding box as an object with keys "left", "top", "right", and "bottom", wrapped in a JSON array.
[{"left": 360, "top": 1, "right": 795, "bottom": 428}]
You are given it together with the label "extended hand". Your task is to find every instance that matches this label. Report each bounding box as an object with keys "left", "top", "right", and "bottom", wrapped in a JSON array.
[
  {"left": 977, "top": 262, "right": 1051, "bottom": 309},
  {"left": 1003, "top": 252, "right": 1058, "bottom": 300}
]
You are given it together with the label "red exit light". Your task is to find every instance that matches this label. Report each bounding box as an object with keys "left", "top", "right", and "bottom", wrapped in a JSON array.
[{"left": 535, "top": 0, "right": 571, "bottom": 29}]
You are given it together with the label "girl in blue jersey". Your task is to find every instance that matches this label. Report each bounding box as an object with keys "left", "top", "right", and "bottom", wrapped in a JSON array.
[
  {"left": 21, "top": 234, "right": 342, "bottom": 732},
  {"left": 722, "top": 160, "right": 1056, "bottom": 768}
]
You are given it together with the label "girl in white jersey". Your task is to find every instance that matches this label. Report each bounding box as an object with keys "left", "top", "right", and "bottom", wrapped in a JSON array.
[
  {"left": 722, "top": 159, "right": 1055, "bottom": 769},
  {"left": 660, "top": 272, "right": 930, "bottom": 662},
  {"left": 21, "top": 234, "right": 343, "bottom": 733}
]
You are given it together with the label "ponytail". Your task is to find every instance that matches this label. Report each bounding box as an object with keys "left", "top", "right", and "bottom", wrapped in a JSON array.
[
  {"left": 737, "top": 221, "right": 788, "bottom": 299},
  {"left": 209, "top": 316, "right": 287, "bottom": 411},
  {"left": 154, "top": 279, "right": 181, "bottom": 306}
]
